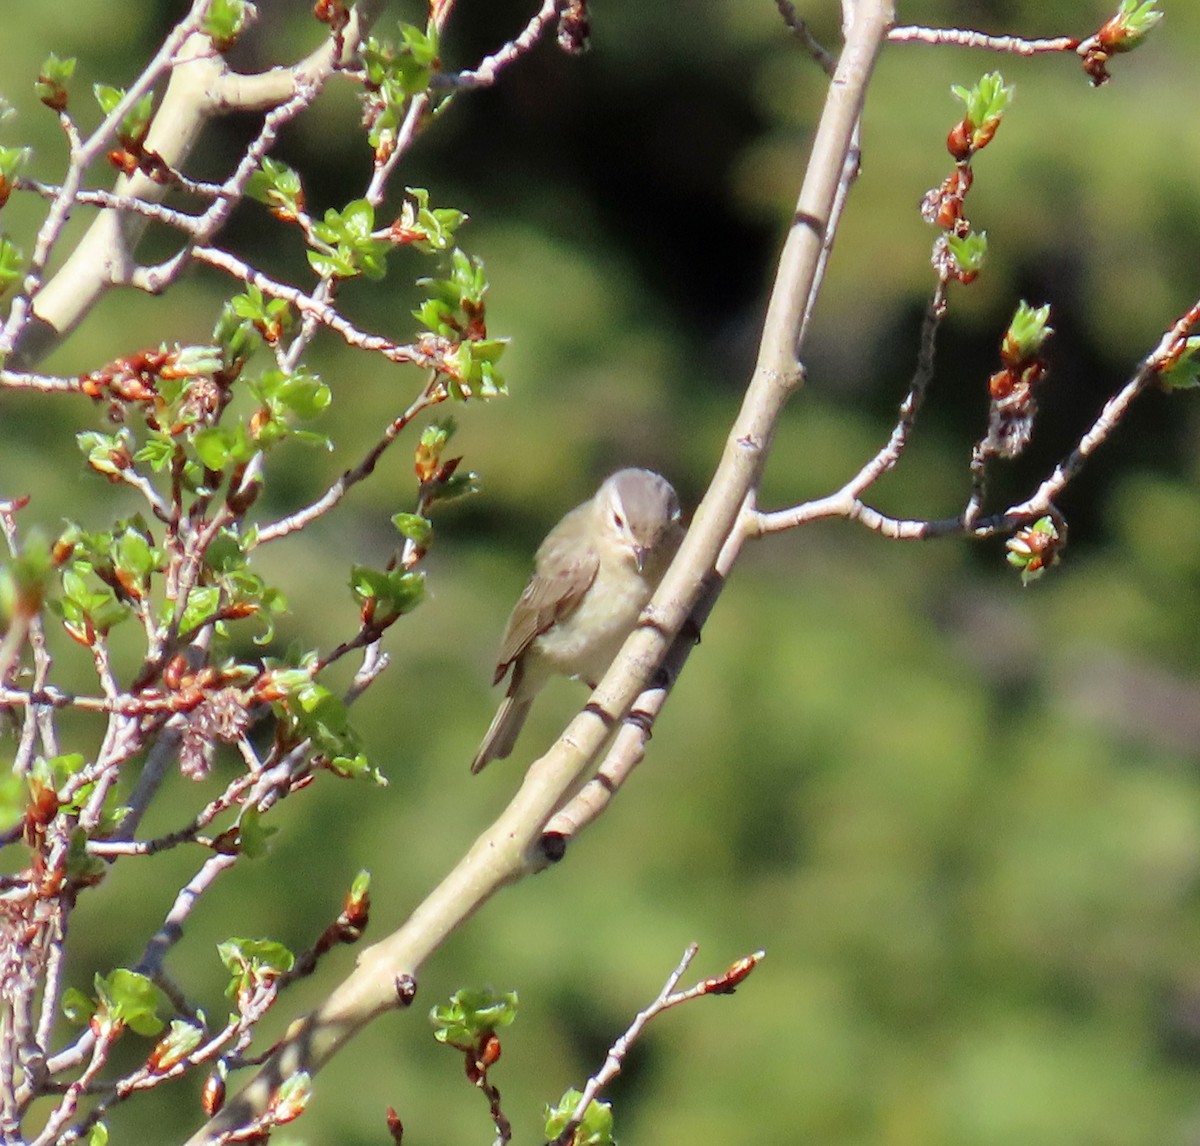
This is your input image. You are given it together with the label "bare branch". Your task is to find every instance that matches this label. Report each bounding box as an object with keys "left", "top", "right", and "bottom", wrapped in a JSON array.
[
  {"left": 436, "top": 0, "right": 563, "bottom": 90},
  {"left": 774, "top": 0, "right": 837, "bottom": 75},
  {"left": 888, "top": 25, "right": 1078, "bottom": 54},
  {"left": 183, "top": 6, "right": 896, "bottom": 1140},
  {"left": 550, "top": 945, "right": 766, "bottom": 1146}
]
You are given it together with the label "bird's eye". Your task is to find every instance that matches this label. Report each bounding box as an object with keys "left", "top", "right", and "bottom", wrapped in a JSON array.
[{"left": 612, "top": 513, "right": 625, "bottom": 529}]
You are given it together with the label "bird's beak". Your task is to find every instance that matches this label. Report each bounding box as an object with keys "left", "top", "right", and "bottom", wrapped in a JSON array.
[{"left": 633, "top": 545, "right": 648, "bottom": 573}]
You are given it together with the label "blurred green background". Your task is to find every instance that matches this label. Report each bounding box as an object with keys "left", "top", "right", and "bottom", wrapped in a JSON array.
[{"left": 4, "top": 1, "right": 1200, "bottom": 1143}]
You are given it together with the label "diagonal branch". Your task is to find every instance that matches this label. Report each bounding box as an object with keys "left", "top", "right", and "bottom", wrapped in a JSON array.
[
  {"left": 11, "top": 0, "right": 385, "bottom": 369},
  {"left": 182, "top": 3, "right": 896, "bottom": 1141}
]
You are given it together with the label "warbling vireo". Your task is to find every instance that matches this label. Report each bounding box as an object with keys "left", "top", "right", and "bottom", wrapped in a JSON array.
[{"left": 471, "top": 468, "right": 684, "bottom": 773}]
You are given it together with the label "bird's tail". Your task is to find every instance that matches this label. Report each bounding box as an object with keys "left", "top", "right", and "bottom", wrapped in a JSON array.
[{"left": 470, "top": 694, "right": 533, "bottom": 773}]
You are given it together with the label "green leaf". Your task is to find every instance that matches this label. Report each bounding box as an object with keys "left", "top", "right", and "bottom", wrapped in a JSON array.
[
  {"left": 204, "top": 0, "right": 258, "bottom": 50},
  {"left": 945, "top": 230, "right": 988, "bottom": 277},
  {"left": 1106, "top": 0, "right": 1164, "bottom": 51},
  {"left": 235, "top": 806, "right": 277, "bottom": 859},
  {"left": 430, "top": 987, "right": 518, "bottom": 1046},
  {"left": 192, "top": 422, "right": 255, "bottom": 472},
  {"left": 1004, "top": 300, "right": 1054, "bottom": 361},
  {"left": 118, "top": 92, "right": 154, "bottom": 145},
  {"left": 326, "top": 753, "right": 388, "bottom": 785},
  {"left": 270, "top": 1071, "right": 311, "bottom": 1124},
  {"left": 0, "top": 529, "right": 53, "bottom": 622},
  {"left": 177, "top": 585, "right": 221, "bottom": 635},
  {"left": 61, "top": 986, "right": 96, "bottom": 1026},
  {"left": 350, "top": 566, "right": 425, "bottom": 620},
  {"left": 950, "top": 71, "right": 1013, "bottom": 133},
  {"left": 544, "top": 1089, "right": 615, "bottom": 1146},
  {"left": 133, "top": 434, "right": 177, "bottom": 473},
  {"left": 219, "top": 937, "right": 295, "bottom": 1002},
  {"left": 77, "top": 428, "right": 134, "bottom": 479},
  {"left": 0, "top": 233, "right": 25, "bottom": 297},
  {"left": 92, "top": 84, "right": 125, "bottom": 117},
  {"left": 246, "top": 157, "right": 302, "bottom": 218},
  {"left": 0, "top": 146, "right": 32, "bottom": 184},
  {"left": 36, "top": 54, "right": 76, "bottom": 110},
  {"left": 425, "top": 469, "right": 480, "bottom": 505},
  {"left": 274, "top": 371, "right": 331, "bottom": 420},
  {"left": 391, "top": 513, "right": 433, "bottom": 547},
  {"left": 1160, "top": 336, "right": 1200, "bottom": 391},
  {"left": 95, "top": 968, "right": 166, "bottom": 1037},
  {"left": 114, "top": 525, "right": 160, "bottom": 579}
]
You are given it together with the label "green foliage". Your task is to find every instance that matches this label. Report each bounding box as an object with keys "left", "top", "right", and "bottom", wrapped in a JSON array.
[
  {"left": 77, "top": 428, "right": 134, "bottom": 478},
  {"left": 192, "top": 423, "right": 255, "bottom": 471},
  {"left": 52, "top": 560, "right": 130, "bottom": 640},
  {"left": 0, "top": 145, "right": 32, "bottom": 206},
  {"left": 275, "top": 676, "right": 371, "bottom": 777},
  {"left": 349, "top": 565, "right": 425, "bottom": 623},
  {"left": 945, "top": 230, "right": 988, "bottom": 277},
  {"left": 391, "top": 512, "right": 433, "bottom": 548},
  {"left": 218, "top": 937, "right": 295, "bottom": 1002},
  {"left": 35, "top": 53, "right": 76, "bottom": 111},
  {"left": 1159, "top": 336, "right": 1200, "bottom": 390},
  {"left": 544, "top": 1090, "right": 616, "bottom": 1146},
  {"left": 3, "top": 3, "right": 1199, "bottom": 1144},
  {"left": 0, "top": 146, "right": 31, "bottom": 182},
  {"left": 92, "top": 85, "right": 154, "bottom": 146},
  {"left": 393, "top": 187, "right": 467, "bottom": 252},
  {"left": 442, "top": 338, "right": 507, "bottom": 399},
  {"left": 415, "top": 249, "right": 490, "bottom": 335},
  {"left": 308, "top": 199, "right": 391, "bottom": 281},
  {"left": 951, "top": 72, "right": 1014, "bottom": 133},
  {"left": 1104, "top": 0, "right": 1165, "bottom": 51},
  {"left": 249, "top": 368, "right": 332, "bottom": 444},
  {"left": 361, "top": 22, "right": 442, "bottom": 154},
  {"left": 234, "top": 806, "right": 277, "bottom": 859},
  {"left": 0, "top": 233, "right": 25, "bottom": 297},
  {"left": 0, "top": 527, "right": 52, "bottom": 620},
  {"left": 246, "top": 157, "right": 304, "bottom": 221},
  {"left": 430, "top": 987, "right": 518, "bottom": 1047},
  {"left": 268, "top": 1071, "right": 312, "bottom": 1124},
  {"left": 1003, "top": 300, "right": 1054, "bottom": 360},
  {"left": 1006, "top": 516, "right": 1064, "bottom": 585},
  {"left": 204, "top": 0, "right": 258, "bottom": 51},
  {"left": 92, "top": 968, "right": 168, "bottom": 1037},
  {"left": 229, "top": 286, "right": 293, "bottom": 341}
]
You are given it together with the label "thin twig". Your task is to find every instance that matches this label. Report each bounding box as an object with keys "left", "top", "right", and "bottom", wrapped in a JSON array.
[
  {"left": 551, "top": 945, "right": 765, "bottom": 1146},
  {"left": 435, "top": 0, "right": 563, "bottom": 89},
  {"left": 774, "top": 0, "right": 837, "bottom": 75},
  {"left": 753, "top": 295, "right": 1200, "bottom": 542},
  {"left": 887, "top": 26, "right": 1078, "bottom": 54},
  {"left": 255, "top": 386, "right": 440, "bottom": 544}
]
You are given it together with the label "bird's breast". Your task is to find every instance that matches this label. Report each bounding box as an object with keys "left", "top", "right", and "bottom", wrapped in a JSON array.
[{"left": 533, "top": 558, "right": 652, "bottom": 681}]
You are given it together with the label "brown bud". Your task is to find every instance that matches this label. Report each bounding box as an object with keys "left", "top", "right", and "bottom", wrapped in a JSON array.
[
  {"left": 946, "top": 120, "right": 972, "bottom": 162},
  {"left": 201, "top": 1071, "right": 226, "bottom": 1116},
  {"left": 107, "top": 149, "right": 138, "bottom": 175},
  {"left": 163, "top": 654, "right": 190, "bottom": 691},
  {"left": 477, "top": 1032, "right": 502, "bottom": 1069}
]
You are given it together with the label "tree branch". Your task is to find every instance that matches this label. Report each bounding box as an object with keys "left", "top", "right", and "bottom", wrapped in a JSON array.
[{"left": 182, "top": 3, "right": 896, "bottom": 1140}]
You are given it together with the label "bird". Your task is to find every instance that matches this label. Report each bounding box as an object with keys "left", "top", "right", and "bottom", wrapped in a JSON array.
[{"left": 471, "top": 468, "right": 684, "bottom": 773}]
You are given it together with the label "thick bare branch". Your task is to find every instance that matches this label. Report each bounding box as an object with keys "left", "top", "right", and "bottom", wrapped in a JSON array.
[{"left": 182, "top": 4, "right": 896, "bottom": 1141}]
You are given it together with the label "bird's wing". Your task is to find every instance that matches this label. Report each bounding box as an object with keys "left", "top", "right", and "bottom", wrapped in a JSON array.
[{"left": 493, "top": 541, "right": 599, "bottom": 685}]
